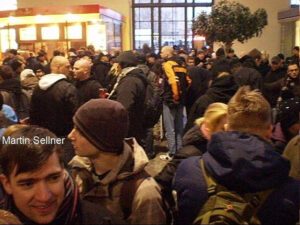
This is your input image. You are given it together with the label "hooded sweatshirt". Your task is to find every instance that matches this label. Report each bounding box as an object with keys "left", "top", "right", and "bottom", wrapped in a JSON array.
[
  {"left": 174, "top": 131, "right": 299, "bottom": 225},
  {"left": 184, "top": 74, "right": 238, "bottom": 133},
  {"left": 30, "top": 74, "right": 78, "bottom": 136}
]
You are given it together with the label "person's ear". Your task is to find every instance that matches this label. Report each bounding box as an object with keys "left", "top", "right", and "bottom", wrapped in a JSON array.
[
  {"left": 0, "top": 174, "right": 12, "bottom": 194},
  {"left": 264, "top": 124, "right": 273, "bottom": 140}
]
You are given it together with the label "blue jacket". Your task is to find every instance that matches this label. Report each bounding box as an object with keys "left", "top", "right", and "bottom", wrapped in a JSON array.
[{"left": 173, "top": 131, "right": 299, "bottom": 225}]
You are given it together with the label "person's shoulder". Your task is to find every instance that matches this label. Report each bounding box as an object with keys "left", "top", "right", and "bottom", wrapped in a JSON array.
[
  {"left": 54, "top": 79, "right": 77, "bottom": 92},
  {"left": 136, "top": 177, "right": 162, "bottom": 200},
  {"left": 174, "top": 156, "right": 202, "bottom": 187},
  {"left": 177, "top": 156, "right": 201, "bottom": 172},
  {"left": 85, "top": 78, "right": 102, "bottom": 87}
]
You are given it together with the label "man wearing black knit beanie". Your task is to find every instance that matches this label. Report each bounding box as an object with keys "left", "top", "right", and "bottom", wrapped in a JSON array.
[{"left": 68, "top": 99, "right": 166, "bottom": 225}]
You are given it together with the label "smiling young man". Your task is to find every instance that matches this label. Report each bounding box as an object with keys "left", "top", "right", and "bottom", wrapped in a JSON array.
[
  {"left": 0, "top": 125, "right": 76, "bottom": 224},
  {"left": 0, "top": 125, "right": 119, "bottom": 225}
]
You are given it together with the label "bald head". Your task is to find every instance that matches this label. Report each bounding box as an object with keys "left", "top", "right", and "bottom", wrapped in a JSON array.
[
  {"left": 50, "top": 56, "right": 71, "bottom": 76},
  {"left": 73, "top": 58, "right": 92, "bottom": 81},
  {"left": 160, "top": 46, "right": 174, "bottom": 60}
]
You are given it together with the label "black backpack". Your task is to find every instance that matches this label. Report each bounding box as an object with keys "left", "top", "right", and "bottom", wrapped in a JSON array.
[{"left": 142, "top": 73, "right": 164, "bottom": 128}]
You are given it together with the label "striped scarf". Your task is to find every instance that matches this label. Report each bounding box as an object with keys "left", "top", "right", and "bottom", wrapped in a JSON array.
[{"left": 0, "top": 170, "right": 79, "bottom": 225}]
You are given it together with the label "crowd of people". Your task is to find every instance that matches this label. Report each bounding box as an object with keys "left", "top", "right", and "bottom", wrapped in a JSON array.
[{"left": 0, "top": 43, "right": 298, "bottom": 225}]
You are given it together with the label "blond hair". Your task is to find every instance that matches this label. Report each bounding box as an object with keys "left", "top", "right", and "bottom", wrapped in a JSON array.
[
  {"left": 195, "top": 102, "right": 228, "bottom": 133},
  {"left": 227, "top": 86, "right": 271, "bottom": 135}
]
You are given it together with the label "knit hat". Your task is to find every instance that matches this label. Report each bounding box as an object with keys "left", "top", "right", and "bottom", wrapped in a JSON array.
[
  {"left": 73, "top": 99, "right": 129, "bottom": 153},
  {"left": 115, "top": 51, "right": 138, "bottom": 66}
]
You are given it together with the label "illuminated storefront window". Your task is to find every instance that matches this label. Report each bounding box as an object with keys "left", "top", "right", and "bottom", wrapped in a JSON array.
[
  {"left": 65, "top": 24, "right": 82, "bottom": 39},
  {"left": 0, "top": 28, "right": 17, "bottom": 51},
  {"left": 19, "top": 27, "right": 37, "bottom": 41},
  {"left": 41, "top": 26, "right": 60, "bottom": 40},
  {"left": 0, "top": 5, "right": 123, "bottom": 54},
  {"left": 87, "top": 23, "right": 107, "bottom": 51}
]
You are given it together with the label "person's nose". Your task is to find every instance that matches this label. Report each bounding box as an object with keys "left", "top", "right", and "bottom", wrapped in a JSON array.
[
  {"left": 68, "top": 129, "right": 75, "bottom": 140},
  {"left": 34, "top": 182, "right": 53, "bottom": 203}
]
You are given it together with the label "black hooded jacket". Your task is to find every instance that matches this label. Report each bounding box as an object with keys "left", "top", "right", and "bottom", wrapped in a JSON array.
[
  {"left": 185, "top": 66, "right": 212, "bottom": 115},
  {"left": 155, "top": 125, "right": 207, "bottom": 197},
  {"left": 109, "top": 68, "right": 147, "bottom": 143},
  {"left": 0, "top": 78, "right": 22, "bottom": 95},
  {"left": 184, "top": 74, "right": 238, "bottom": 133}
]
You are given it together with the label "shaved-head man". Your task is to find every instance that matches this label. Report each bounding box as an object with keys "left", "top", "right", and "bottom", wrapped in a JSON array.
[
  {"left": 73, "top": 58, "right": 92, "bottom": 81},
  {"left": 50, "top": 56, "right": 71, "bottom": 76},
  {"left": 73, "top": 58, "right": 102, "bottom": 106},
  {"left": 30, "top": 56, "right": 78, "bottom": 164},
  {"left": 30, "top": 55, "right": 77, "bottom": 136}
]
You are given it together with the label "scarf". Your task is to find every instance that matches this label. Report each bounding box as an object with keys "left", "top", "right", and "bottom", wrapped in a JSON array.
[
  {"left": 0, "top": 170, "right": 79, "bottom": 225},
  {"left": 107, "top": 67, "right": 137, "bottom": 99}
]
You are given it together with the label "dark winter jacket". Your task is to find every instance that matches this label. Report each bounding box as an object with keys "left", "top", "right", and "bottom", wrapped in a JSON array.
[
  {"left": 280, "top": 75, "right": 300, "bottom": 100},
  {"left": 92, "top": 61, "right": 111, "bottom": 87},
  {"left": 174, "top": 131, "right": 299, "bottom": 225},
  {"left": 184, "top": 74, "right": 238, "bottom": 133},
  {"left": 30, "top": 74, "right": 78, "bottom": 137},
  {"left": 155, "top": 125, "right": 207, "bottom": 195},
  {"left": 0, "top": 78, "right": 22, "bottom": 95},
  {"left": 185, "top": 66, "right": 212, "bottom": 115},
  {"left": 263, "top": 68, "right": 286, "bottom": 107},
  {"left": 109, "top": 67, "right": 147, "bottom": 143},
  {"left": 74, "top": 77, "right": 102, "bottom": 107},
  {"left": 0, "top": 78, "right": 30, "bottom": 120}
]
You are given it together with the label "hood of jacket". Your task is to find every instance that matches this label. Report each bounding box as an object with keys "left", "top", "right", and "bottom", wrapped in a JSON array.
[
  {"left": 21, "top": 76, "right": 39, "bottom": 90},
  {"left": 69, "top": 137, "right": 149, "bottom": 185},
  {"left": 123, "top": 67, "right": 148, "bottom": 87},
  {"left": 0, "top": 78, "right": 22, "bottom": 94},
  {"left": 137, "top": 64, "right": 150, "bottom": 76},
  {"left": 203, "top": 131, "right": 290, "bottom": 193},
  {"left": 183, "top": 125, "right": 208, "bottom": 153},
  {"left": 206, "top": 74, "right": 238, "bottom": 103},
  {"left": 38, "top": 73, "right": 66, "bottom": 90}
]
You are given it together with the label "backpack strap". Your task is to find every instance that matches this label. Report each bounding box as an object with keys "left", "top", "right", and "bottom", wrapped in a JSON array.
[
  {"left": 199, "top": 159, "right": 273, "bottom": 221},
  {"left": 200, "top": 158, "right": 225, "bottom": 194},
  {"left": 120, "top": 170, "right": 150, "bottom": 220}
]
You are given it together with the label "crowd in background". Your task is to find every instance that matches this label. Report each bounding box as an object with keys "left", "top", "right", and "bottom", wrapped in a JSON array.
[{"left": 0, "top": 42, "right": 298, "bottom": 225}]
